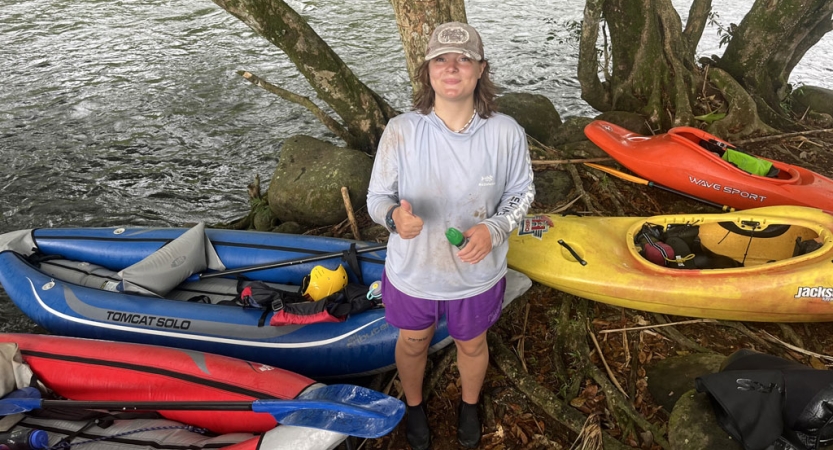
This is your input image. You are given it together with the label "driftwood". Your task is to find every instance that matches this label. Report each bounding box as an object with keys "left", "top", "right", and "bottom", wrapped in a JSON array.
[{"left": 340, "top": 186, "right": 361, "bottom": 240}]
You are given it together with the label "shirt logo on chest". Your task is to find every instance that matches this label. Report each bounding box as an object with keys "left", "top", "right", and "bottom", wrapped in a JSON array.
[{"left": 478, "top": 175, "right": 495, "bottom": 187}]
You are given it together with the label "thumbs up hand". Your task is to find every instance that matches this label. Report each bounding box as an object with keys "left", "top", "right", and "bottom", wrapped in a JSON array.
[{"left": 393, "top": 200, "right": 423, "bottom": 239}]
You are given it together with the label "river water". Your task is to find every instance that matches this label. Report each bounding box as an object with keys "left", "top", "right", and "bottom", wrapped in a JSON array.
[{"left": 2, "top": 0, "right": 832, "bottom": 332}]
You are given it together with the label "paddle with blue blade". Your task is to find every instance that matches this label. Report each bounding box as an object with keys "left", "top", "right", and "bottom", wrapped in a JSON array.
[{"left": 0, "top": 385, "right": 404, "bottom": 439}]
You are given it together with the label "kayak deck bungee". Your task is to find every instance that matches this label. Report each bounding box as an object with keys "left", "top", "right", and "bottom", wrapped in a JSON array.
[
  {"left": 584, "top": 120, "right": 833, "bottom": 213},
  {"left": 508, "top": 206, "right": 833, "bottom": 322}
]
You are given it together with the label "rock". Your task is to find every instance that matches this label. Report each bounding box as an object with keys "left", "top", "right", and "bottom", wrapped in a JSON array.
[
  {"left": 550, "top": 116, "right": 594, "bottom": 148},
  {"left": 252, "top": 206, "right": 277, "bottom": 231},
  {"left": 496, "top": 93, "right": 562, "bottom": 147},
  {"left": 267, "top": 135, "right": 374, "bottom": 227},
  {"left": 532, "top": 170, "right": 573, "bottom": 208},
  {"left": 361, "top": 224, "right": 390, "bottom": 243},
  {"left": 668, "top": 389, "right": 742, "bottom": 450},
  {"left": 790, "top": 85, "right": 833, "bottom": 117},
  {"left": 645, "top": 353, "right": 724, "bottom": 413},
  {"left": 274, "top": 221, "right": 304, "bottom": 234},
  {"left": 562, "top": 139, "right": 609, "bottom": 159}
]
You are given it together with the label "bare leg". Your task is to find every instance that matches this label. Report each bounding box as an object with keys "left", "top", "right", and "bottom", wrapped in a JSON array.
[
  {"left": 396, "top": 325, "right": 435, "bottom": 406},
  {"left": 454, "top": 330, "right": 489, "bottom": 404}
]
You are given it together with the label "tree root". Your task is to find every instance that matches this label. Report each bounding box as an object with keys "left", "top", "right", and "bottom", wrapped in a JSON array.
[
  {"left": 503, "top": 293, "right": 671, "bottom": 449},
  {"left": 651, "top": 313, "right": 715, "bottom": 353},
  {"left": 551, "top": 294, "right": 577, "bottom": 397},
  {"left": 566, "top": 164, "right": 603, "bottom": 214},
  {"left": 714, "top": 320, "right": 793, "bottom": 359},
  {"left": 705, "top": 67, "right": 779, "bottom": 139},
  {"left": 582, "top": 167, "right": 627, "bottom": 215},
  {"left": 568, "top": 305, "right": 671, "bottom": 449},
  {"left": 776, "top": 323, "right": 804, "bottom": 348},
  {"left": 488, "top": 331, "right": 632, "bottom": 450},
  {"left": 424, "top": 345, "right": 457, "bottom": 402}
]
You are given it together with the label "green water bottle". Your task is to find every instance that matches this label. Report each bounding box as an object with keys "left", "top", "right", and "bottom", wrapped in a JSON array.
[{"left": 445, "top": 227, "right": 468, "bottom": 250}]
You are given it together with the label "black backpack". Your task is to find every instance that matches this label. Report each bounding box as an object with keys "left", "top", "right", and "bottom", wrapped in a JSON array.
[{"left": 237, "top": 281, "right": 380, "bottom": 327}]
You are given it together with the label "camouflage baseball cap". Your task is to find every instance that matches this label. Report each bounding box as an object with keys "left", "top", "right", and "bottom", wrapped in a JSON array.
[{"left": 424, "top": 22, "right": 484, "bottom": 61}]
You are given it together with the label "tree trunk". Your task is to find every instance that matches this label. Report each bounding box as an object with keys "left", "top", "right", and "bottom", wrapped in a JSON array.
[
  {"left": 578, "top": 0, "right": 701, "bottom": 128},
  {"left": 390, "top": 0, "right": 467, "bottom": 96},
  {"left": 577, "top": 0, "right": 832, "bottom": 137},
  {"left": 715, "top": 0, "right": 833, "bottom": 129},
  {"left": 681, "top": 0, "right": 712, "bottom": 60},
  {"left": 211, "top": 0, "right": 397, "bottom": 153}
]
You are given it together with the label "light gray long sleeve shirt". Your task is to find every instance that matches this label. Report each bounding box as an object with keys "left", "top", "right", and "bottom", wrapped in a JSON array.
[{"left": 367, "top": 110, "right": 535, "bottom": 300}]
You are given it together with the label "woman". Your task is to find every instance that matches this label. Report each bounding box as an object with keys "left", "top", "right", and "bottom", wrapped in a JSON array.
[{"left": 367, "top": 21, "right": 535, "bottom": 450}]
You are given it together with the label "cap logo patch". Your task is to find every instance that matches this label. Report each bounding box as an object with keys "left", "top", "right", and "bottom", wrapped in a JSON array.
[{"left": 438, "top": 27, "right": 470, "bottom": 45}]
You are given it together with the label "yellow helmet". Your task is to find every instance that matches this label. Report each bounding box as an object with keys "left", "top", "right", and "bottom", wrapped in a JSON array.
[{"left": 302, "top": 264, "right": 348, "bottom": 301}]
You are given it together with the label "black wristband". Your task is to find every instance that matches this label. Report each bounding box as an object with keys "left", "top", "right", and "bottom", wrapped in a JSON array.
[{"left": 385, "top": 205, "right": 399, "bottom": 233}]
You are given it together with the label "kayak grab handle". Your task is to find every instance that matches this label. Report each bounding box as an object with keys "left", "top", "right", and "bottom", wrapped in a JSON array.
[{"left": 558, "top": 240, "right": 587, "bottom": 266}]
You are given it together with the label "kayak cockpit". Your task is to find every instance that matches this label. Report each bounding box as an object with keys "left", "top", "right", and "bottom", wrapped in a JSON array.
[{"left": 631, "top": 217, "right": 827, "bottom": 271}]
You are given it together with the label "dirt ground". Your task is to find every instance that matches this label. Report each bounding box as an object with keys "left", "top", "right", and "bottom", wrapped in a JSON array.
[{"left": 328, "top": 127, "right": 833, "bottom": 450}]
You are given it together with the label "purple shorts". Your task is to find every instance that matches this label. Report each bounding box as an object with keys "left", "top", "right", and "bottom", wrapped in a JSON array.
[{"left": 381, "top": 271, "right": 506, "bottom": 341}]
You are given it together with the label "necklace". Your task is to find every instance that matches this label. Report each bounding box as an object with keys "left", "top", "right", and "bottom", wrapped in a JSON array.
[{"left": 455, "top": 109, "right": 477, "bottom": 133}]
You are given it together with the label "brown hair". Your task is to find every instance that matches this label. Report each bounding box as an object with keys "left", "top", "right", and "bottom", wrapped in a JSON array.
[{"left": 413, "top": 59, "right": 497, "bottom": 118}]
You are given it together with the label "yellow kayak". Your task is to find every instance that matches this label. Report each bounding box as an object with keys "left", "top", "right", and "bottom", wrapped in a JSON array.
[{"left": 508, "top": 206, "right": 833, "bottom": 322}]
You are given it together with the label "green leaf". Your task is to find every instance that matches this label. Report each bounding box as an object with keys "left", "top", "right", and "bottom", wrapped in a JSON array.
[{"left": 694, "top": 112, "right": 726, "bottom": 124}]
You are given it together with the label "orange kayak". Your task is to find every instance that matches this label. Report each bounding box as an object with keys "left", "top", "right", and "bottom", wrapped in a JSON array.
[
  {"left": 584, "top": 120, "right": 833, "bottom": 213},
  {"left": 507, "top": 206, "right": 833, "bottom": 322}
]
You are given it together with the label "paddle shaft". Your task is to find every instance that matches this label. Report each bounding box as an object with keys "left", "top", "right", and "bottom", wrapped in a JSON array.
[
  {"left": 647, "top": 181, "right": 734, "bottom": 212},
  {"left": 1, "top": 386, "right": 404, "bottom": 439},
  {"left": 584, "top": 163, "right": 735, "bottom": 212},
  {"left": 39, "top": 399, "right": 256, "bottom": 411},
  {"left": 200, "top": 243, "right": 386, "bottom": 279}
]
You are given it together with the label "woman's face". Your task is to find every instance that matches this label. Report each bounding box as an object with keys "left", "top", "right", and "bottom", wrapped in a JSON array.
[{"left": 428, "top": 52, "right": 484, "bottom": 103}]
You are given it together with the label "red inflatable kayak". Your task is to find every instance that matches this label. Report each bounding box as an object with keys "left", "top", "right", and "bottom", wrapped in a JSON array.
[
  {"left": 584, "top": 120, "right": 833, "bottom": 213},
  {"left": 0, "top": 333, "right": 347, "bottom": 450}
]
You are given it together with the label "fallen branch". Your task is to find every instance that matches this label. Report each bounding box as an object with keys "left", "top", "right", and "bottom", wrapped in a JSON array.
[
  {"left": 570, "top": 414, "right": 602, "bottom": 450},
  {"left": 548, "top": 194, "right": 583, "bottom": 214},
  {"left": 533, "top": 157, "right": 613, "bottom": 166},
  {"left": 599, "top": 318, "right": 717, "bottom": 334},
  {"left": 734, "top": 127, "right": 833, "bottom": 145},
  {"left": 715, "top": 321, "right": 777, "bottom": 353},
  {"left": 759, "top": 330, "right": 833, "bottom": 363},
  {"left": 587, "top": 322, "right": 628, "bottom": 398},
  {"left": 340, "top": 186, "right": 361, "bottom": 240},
  {"left": 651, "top": 314, "right": 715, "bottom": 353}
]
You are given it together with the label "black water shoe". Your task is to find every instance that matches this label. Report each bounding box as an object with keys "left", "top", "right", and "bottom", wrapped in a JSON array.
[
  {"left": 406, "top": 402, "right": 431, "bottom": 450},
  {"left": 457, "top": 400, "right": 481, "bottom": 448}
]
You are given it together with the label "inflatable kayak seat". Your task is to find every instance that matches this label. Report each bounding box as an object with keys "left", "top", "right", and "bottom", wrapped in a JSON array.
[{"left": 35, "top": 258, "right": 297, "bottom": 305}]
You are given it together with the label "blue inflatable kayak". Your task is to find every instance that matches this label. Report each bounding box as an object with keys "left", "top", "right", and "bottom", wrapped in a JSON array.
[{"left": 0, "top": 225, "right": 530, "bottom": 379}]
